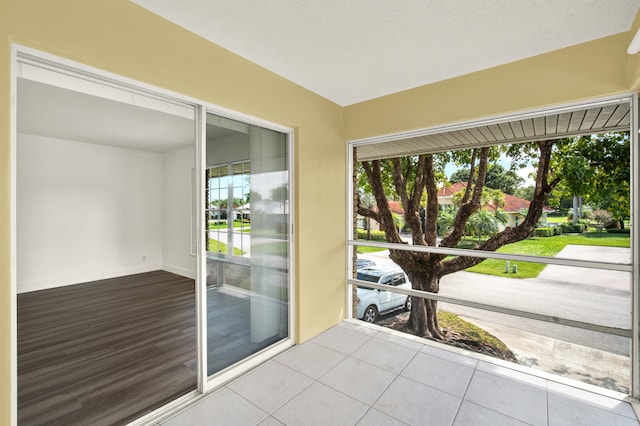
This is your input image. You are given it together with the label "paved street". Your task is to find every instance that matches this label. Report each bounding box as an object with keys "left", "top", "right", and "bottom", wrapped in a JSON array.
[{"left": 360, "top": 245, "right": 632, "bottom": 355}]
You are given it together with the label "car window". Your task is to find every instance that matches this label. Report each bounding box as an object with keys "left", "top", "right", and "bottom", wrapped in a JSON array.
[
  {"left": 392, "top": 273, "right": 406, "bottom": 286},
  {"left": 380, "top": 275, "right": 392, "bottom": 285},
  {"left": 356, "top": 272, "right": 380, "bottom": 283}
]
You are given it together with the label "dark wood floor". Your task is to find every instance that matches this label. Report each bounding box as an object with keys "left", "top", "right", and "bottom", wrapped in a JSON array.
[{"left": 18, "top": 271, "right": 197, "bottom": 426}]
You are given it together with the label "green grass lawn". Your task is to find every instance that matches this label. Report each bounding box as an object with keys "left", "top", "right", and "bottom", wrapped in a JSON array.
[
  {"left": 208, "top": 239, "right": 245, "bottom": 256},
  {"left": 357, "top": 245, "right": 387, "bottom": 254},
  {"left": 466, "top": 232, "right": 630, "bottom": 278},
  {"left": 438, "top": 311, "right": 514, "bottom": 359},
  {"left": 545, "top": 216, "right": 567, "bottom": 224},
  {"left": 209, "top": 220, "right": 249, "bottom": 230}
]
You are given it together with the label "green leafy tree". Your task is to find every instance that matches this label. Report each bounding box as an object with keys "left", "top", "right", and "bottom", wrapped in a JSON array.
[
  {"left": 358, "top": 190, "right": 377, "bottom": 240},
  {"left": 466, "top": 210, "right": 502, "bottom": 244},
  {"left": 437, "top": 208, "right": 455, "bottom": 237},
  {"left": 580, "top": 133, "right": 630, "bottom": 227},
  {"left": 514, "top": 185, "right": 535, "bottom": 201},
  {"left": 551, "top": 133, "right": 629, "bottom": 226},
  {"left": 590, "top": 209, "right": 613, "bottom": 231},
  {"left": 450, "top": 163, "right": 524, "bottom": 195},
  {"left": 358, "top": 142, "right": 559, "bottom": 338},
  {"left": 452, "top": 186, "right": 505, "bottom": 211}
]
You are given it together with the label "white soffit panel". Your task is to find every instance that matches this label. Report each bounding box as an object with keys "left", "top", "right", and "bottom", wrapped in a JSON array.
[
  {"left": 131, "top": 0, "right": 639, "bottom": 106},
  {"left": 355, "top": 98, "right": 632, "bottom": 161}
]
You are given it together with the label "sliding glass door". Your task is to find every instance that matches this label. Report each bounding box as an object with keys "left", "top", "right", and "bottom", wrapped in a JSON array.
[{"left": 202, "top": 112, "right": 291, "bottom": 377}]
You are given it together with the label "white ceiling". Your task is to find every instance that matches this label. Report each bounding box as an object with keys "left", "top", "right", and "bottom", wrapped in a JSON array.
[
  {"left": 132, "top": 0, "right": 640, "bottom": 106},
  {"left": 17, "top": 79, "right": 195, "bottom": 153}
]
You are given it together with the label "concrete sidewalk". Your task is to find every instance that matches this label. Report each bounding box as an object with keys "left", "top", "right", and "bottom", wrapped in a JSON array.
[{"left": 468, "top": 317, "right": 630, "bottom": 394}]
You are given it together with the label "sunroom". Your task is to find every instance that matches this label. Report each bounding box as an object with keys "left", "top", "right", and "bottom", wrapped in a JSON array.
[{"left": 4, "top": 1, "right": 640, "bottom": 425}]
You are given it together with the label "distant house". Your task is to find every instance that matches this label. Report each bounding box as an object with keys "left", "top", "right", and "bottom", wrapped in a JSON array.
[
  {"left": 357, "top": 183, "right": 553, "bottom": 233},
  {"left": 357, "top": 200, "right": 404, "bottom": 231},
  {"left": 437, "top": 182, "right": 554, "bottom": 228}
]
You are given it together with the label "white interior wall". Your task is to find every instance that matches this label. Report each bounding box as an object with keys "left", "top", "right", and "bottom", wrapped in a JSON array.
[
  {"left": 17, "top": 133, "right": 164, "bottom": 293},
  {"left": 162, "top": 145, "right": 196, "bottom": 278}
]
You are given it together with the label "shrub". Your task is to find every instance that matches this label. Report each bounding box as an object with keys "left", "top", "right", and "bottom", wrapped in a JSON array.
[
  {"left": 533, "top": 227, "right": 554, "bottom": 237},
  {"left": 590, "top": 209, "right": 613, "bottom": 227},
  {"left": 560, "top": 223, "right": 585, "bottom": 233},
  {"left": 553, "top": 227, "right": 562, "bottom": 235},
  {"left": 357, "top": 229, "right": 387, "bottom": 241},
  {"left": 457, "top": 239, "right": 478, "bottom": 249},
  {"left": 607, "top": 228, "right": 630, "bottom": 234}
]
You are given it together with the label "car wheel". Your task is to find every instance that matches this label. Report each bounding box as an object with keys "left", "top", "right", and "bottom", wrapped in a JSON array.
[
  {"left": 363, "top": 305, "right": 378, "bottom": 323},
  {"left": 404, "top": 296, "right": 412, "bottom": 311}
]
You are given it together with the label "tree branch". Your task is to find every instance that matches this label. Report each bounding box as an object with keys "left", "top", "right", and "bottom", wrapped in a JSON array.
[
  {"left": 460, "top": 149, "right": 478, "bottom": 204},
  {"left": 362, "top": 160, "right": 403, "bottom": 244},
  {"left": 393, "top": 157, "right": 427, "bottom": 246},
  {"left": 440, "top": 141, "right": 558, "bottom": 275},
  {"left": 424, "top": 155, "right": 438, "bottom": 246},
  {"left": 439, "top": 147, "right": 490, "bottom": 250}
]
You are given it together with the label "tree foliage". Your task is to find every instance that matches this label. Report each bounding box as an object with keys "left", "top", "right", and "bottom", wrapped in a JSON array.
[
  {"left": 590, "top": 209, "right": 613, "bottom": 227},
  {"left": 552, "top": 133, "right": 630, "bottom": 225},
  {"left": 465, "top": 209, "right": 508, "bottom": 244},
  {"left": 450, "top": 163, "right": 524, "bottom": 195},
  {"left": 358, "top": 141, "right": 559, "bottom": 338},
  {"left": 356, "top": 133, "right": 629, "bottom": 338}
]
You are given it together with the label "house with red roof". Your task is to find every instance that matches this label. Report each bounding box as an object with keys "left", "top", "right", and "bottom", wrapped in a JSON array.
[
  {"left": 437, "top": 182, "right": 554, "bottom": 228},
  {"left": 358, "top": 183, "right": 552, "bottom": 232},
  {"left": 357, "top": 200, "right": 405, "bottom": 231}
]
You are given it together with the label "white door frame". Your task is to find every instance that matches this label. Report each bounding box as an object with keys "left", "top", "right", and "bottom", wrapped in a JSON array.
[{"left": 9, "top": 44, "right": 296, "bottom": 425}]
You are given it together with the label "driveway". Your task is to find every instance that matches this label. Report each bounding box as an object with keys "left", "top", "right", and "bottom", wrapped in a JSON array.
[
  {"left": 537, "top": 244, "right": 630, "bottom": 291},
  {"left": 360, "top": 245, "right": 632, "bottom": 353}
]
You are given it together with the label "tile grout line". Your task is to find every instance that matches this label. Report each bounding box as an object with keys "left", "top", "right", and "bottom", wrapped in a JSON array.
[
  {"left": 355, "top": 338, "right": 425, "bottom": 425},
  {"left": 222, "top": 386, "right": 270, "bottom": 426},
  {"left": 450, "top": 357, "right": 480, "bottom": 425}
]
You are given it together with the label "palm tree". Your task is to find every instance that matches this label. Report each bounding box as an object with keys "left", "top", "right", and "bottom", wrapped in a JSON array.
[
  {"left": 466, "top": 210, "right": 501, "bottom": 244},
  {"left": 437, "top": 208, "right": 455, "bottom": 237},
  {"left": 358, "top": 190, "right": 377, "bottom": 240}
]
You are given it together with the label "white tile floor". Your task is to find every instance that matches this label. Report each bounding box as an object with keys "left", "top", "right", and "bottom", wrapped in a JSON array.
[{"left": 160, "top": 321, "right": 640, "bottom": 426}]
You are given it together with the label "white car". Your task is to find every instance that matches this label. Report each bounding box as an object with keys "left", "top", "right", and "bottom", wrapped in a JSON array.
[{"left": 356, "top": 265, "right": 412, "bottom": 323}]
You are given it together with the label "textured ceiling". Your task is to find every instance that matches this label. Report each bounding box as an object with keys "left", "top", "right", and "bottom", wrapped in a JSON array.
[{"left": 132, "top": 0, "right": 640, "bottom": 106}]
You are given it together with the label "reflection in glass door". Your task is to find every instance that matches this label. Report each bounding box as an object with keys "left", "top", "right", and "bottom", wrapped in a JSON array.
[{"left": 204, "top": 113, "right": 290, "bottom": 376}]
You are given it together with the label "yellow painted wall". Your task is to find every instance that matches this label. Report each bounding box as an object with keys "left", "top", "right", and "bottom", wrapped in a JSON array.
[
  {"left": 345, "top": 33, "right": 630, "bottom": 141},
  {"left": 628, "top": 11, "right": 640, "bottom": 90},
  {"left": 3, "top": 2, "right": 640, "bottom": 424},
  {"left": 0, "top": 2, "right": 346, "bottom": 423}
]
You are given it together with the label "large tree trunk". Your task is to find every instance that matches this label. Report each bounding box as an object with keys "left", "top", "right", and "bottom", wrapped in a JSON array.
[{"left": 404, "top": 271, "right": 444, "bottom": 339}]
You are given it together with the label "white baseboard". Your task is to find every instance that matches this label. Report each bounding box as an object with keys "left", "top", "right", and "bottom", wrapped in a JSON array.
[
  {"left": 17, "top": 264, "right": 163, "bottom": 294},
  {"left": 162, "top": 264, "right": 196, "bottom": 280}
]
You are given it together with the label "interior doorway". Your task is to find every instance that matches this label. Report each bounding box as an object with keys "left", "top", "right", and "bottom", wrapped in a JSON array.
[
  {"left": 11, "top": 47, "right": 296, "bottom": 424},
  {"left": 14, "top": 53, "right": 198, "bottom": 424}
]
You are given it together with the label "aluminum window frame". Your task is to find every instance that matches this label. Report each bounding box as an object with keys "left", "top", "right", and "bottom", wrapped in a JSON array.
[{"left": 346, "top": 93, "right": 638, "bottom": 397}]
